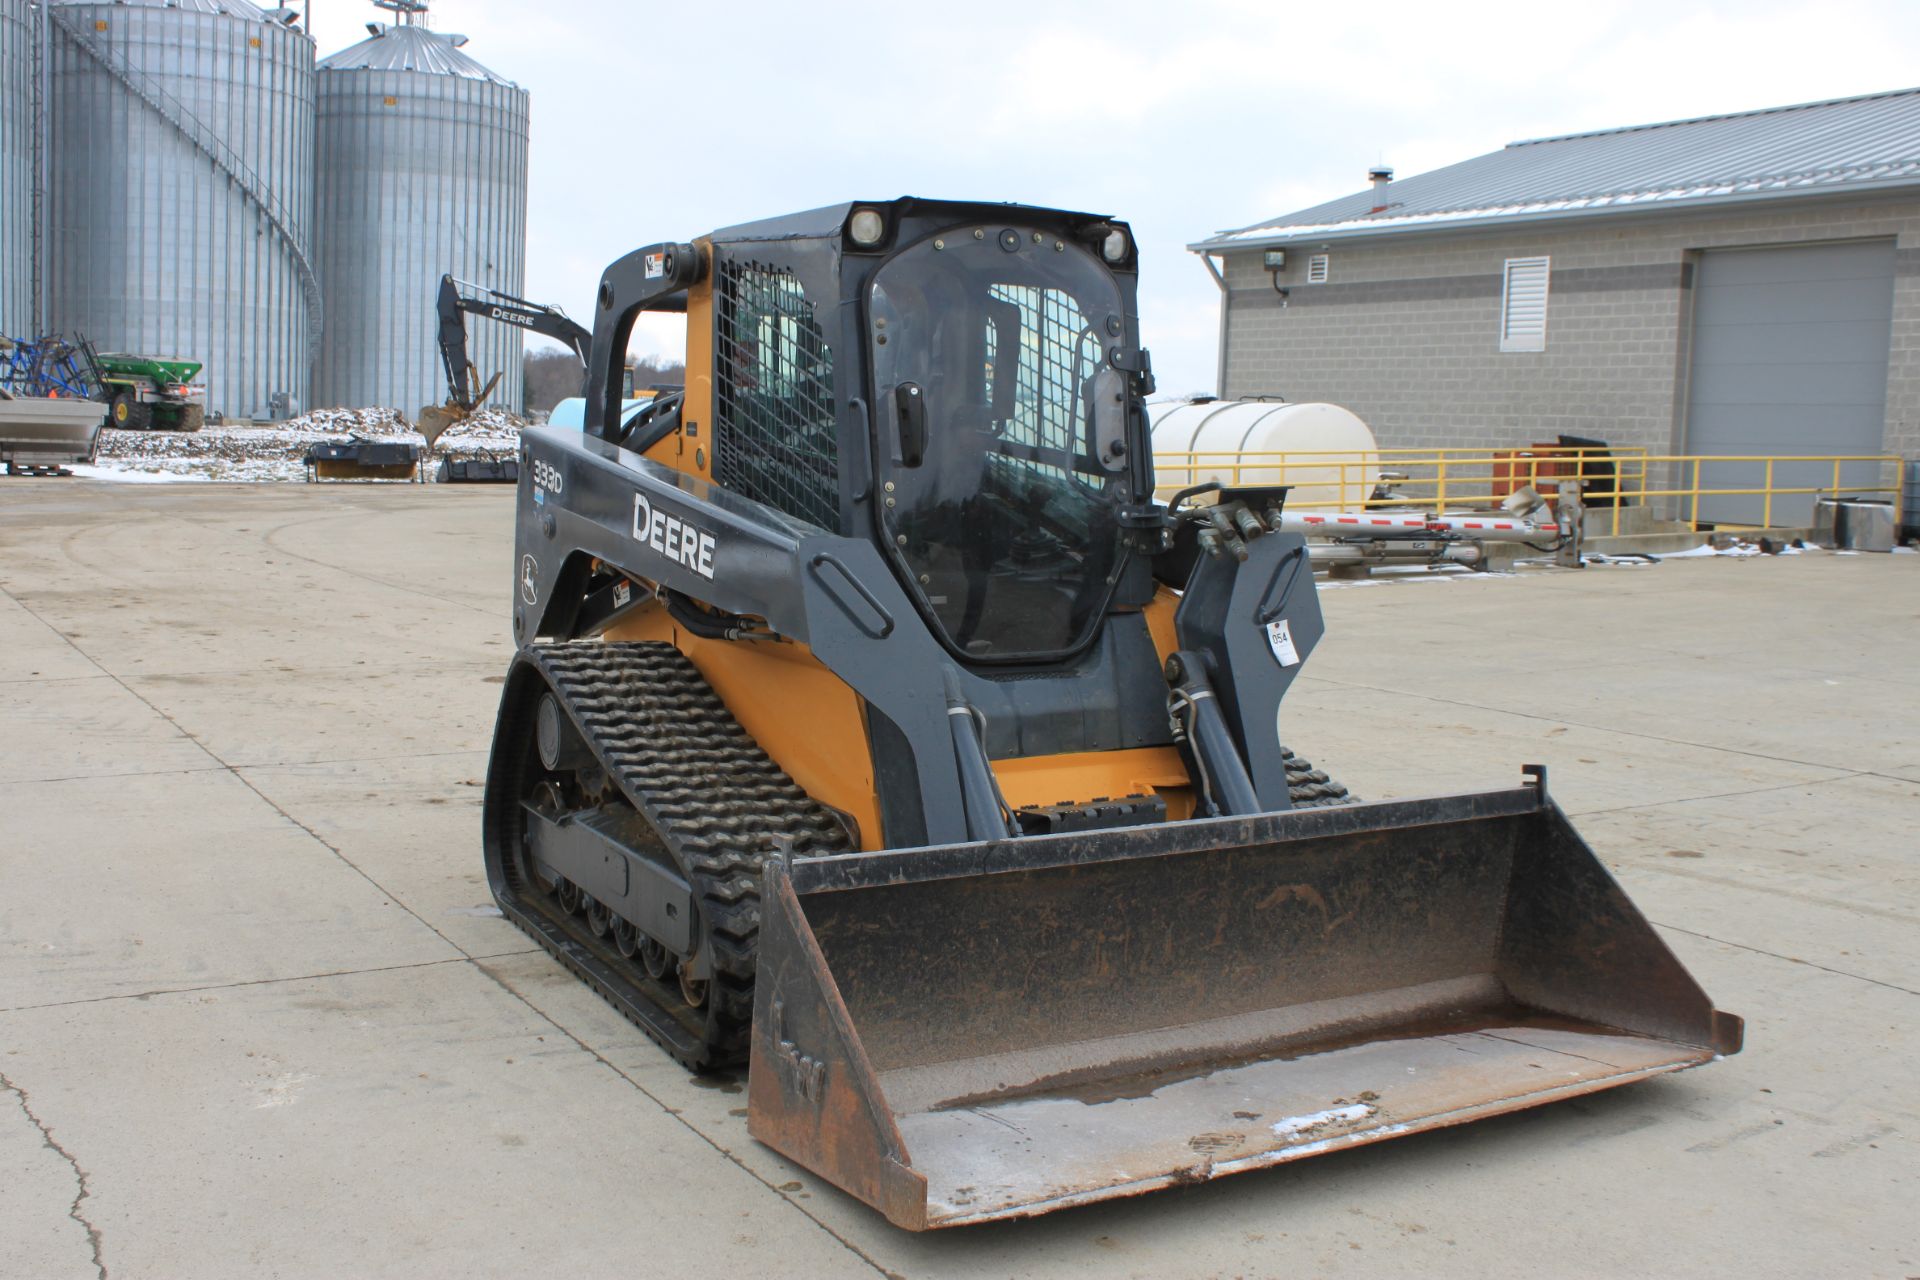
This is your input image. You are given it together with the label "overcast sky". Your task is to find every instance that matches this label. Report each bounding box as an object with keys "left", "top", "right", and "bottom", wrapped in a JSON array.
[{"left": 309, "top": 0, "right": 1920, "bottom": 396}]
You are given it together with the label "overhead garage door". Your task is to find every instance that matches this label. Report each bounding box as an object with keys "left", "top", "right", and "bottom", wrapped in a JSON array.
[{"left": 1684, "top": 240, "right": 1894, "bottom": 525}]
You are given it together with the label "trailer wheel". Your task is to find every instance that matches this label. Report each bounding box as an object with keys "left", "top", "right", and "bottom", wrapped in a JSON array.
[
  {"left": 110, "top": 392, "right": 153, "bottom": 431},
  {"left": 177, "top": 405, "right": 205, "bottom": 432}
]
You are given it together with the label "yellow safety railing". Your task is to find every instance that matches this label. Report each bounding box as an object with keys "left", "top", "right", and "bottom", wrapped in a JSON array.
[{"left": 1152, "top": 446, "right": 1902, "bottom": 536}]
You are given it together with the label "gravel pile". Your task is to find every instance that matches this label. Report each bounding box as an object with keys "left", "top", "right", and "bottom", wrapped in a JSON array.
[
  {"left": 79, "top": 405, "right": 533, "bottom": 483},
  {"left": 433, "top": 407, "right": 525, "bottom": 459},
  {"left": 93, "top": 425, "right": 338, "bottom": 483},
  {"left": 279, "top": 406, "right": 422, "bottom": 439}
]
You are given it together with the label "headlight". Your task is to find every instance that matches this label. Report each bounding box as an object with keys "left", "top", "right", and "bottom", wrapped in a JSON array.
[
  {"left": 849, "top": 208, "right": 886, "bottom": 247},
  {"left": 1101, "top": 227, "right": 1130, "bottom": 263}
]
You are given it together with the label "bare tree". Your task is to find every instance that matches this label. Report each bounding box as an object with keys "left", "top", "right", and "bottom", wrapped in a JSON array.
[
  {"left": 523, "top": 349, "right": 585, "bottom": 414},
  {"left": 630, "top": 355, "right": 687, "bottom": 389},
  {"left": 523, "top": 351, "right": 687, "bottom": 415}
]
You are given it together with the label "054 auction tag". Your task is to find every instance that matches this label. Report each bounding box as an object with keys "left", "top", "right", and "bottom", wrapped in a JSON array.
[{"left": 1265, "top": 618, "right": 1301, "bottom": 667}]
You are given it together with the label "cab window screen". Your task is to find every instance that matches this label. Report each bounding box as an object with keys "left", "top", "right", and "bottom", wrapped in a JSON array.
[
  {"left": 714, "top": 261, "right": 839, "bottom": 529},
  {"left": 983, "top": 284, "right": 1105, "bottom": 467}
]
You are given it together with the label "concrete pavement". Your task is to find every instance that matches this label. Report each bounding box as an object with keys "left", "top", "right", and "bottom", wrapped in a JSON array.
[{"left": 1, "top": 481, "right": 1914, "bottom": 1278}]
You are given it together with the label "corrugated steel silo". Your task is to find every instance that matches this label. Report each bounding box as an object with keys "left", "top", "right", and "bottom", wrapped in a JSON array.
[
  {"left": 46, "top": 0, "right": 317, "bottom": 419},
  {"left": 314, "top": 18, "right": 529, "bottom": 414},
  {"left": 0, "top": 0, "right": 33, "bottom": 338}
]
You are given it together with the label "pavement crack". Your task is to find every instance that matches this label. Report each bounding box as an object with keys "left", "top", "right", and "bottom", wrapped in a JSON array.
[
  {"left": 1653, "top": 923, "right": 1920, "bottom": 997},
  {"left": 230, "top": 747, "right": 491, "bottom": 772},
  {"left": 0, "top": 956, "right": 479, "bottom": 1015},
  {"left": 262, "top": 516, "right": 496, "bottom": 618},
  {"left": 1567, "top": 771, "right": 1868, "bottom": 818},
  {"left": 0, "top": 764, "right": 232, "bottom": 788},
  {"left": 1639, "top": 863, "right": 1918, "bottom": 926},
  {"left": 2, "top": 1069, "right": 107, "bottom": 1280},
  {"left": 0, "top": 588, "right": 474, "bottom": 966}
]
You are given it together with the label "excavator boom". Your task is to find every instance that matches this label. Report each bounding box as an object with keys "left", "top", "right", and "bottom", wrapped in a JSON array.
[{"left": 419, "top": 274, "right": 592, "bottom": 443}]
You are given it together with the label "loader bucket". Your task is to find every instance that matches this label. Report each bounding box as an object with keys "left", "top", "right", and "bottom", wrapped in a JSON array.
[{"left": 748, "top": 777, "right": 1742, "bottom": 1230}]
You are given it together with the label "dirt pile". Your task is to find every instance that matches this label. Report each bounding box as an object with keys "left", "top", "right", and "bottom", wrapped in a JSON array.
[
  {"left": 94, "top": 425, "right": 330, "bottom": 482},
  {"left": 278, "top": 407, "right": 421, "bottom": 438},
  {"left": 83, "top": 405, "right": 539, "bottom": 482},
  {"left": 433, "top": 407, "right": 525, "bottom": 459},
  {"left": 93, "top": 408, "right": 426, "bottom": 482}
]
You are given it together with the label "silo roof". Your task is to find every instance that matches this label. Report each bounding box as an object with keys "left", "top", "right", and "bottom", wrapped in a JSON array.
[
  {"left": 1194, "top": 85, "right": 1920, "bottom": 251},
  {"left": 53, "top": 0, "right": 273, "bottom": 16},
  {"left": 318, "top": 23, "right": 515, "bottom": 85}
]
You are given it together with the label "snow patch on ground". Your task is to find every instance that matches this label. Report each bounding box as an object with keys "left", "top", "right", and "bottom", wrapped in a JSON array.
[
  {"left": 66, "top": 463, "right": 200, "bottom": 484},
  {"left": 1271, "top": 1103, "right": 1376, "bottom": 1140},
  {"left": 1585, "top": 537, "right": 1827, "bottom": 567},
  {"left": 77, "top": 405, "right": 531, "bottom": 483},
  {"left": 94, "top": 426, "right": 382, "bottom": 483},
  {"left": 1656, "top": 538, "right": 1812, "bottom": 560}
]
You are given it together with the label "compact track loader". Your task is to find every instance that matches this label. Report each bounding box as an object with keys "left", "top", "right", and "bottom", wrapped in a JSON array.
[{"left": 482, "top": 198, "right": 1741, "bottom": 1230}]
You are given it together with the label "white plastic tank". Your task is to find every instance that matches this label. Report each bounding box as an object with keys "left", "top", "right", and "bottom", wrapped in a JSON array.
[
  {"left": 547, "top": 395, "right": 657, "bottom": 430},
  {"left": 1150, "top": 398, "right": 1381, "bottom": 511}
]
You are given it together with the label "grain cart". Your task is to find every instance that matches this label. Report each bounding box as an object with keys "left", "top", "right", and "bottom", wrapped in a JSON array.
[
  {"left": 94, "top": 351, "right": 206, "bottom": 431},
  {"left": 483, "top": 198, "right": 1742, "bottom": 1230}
]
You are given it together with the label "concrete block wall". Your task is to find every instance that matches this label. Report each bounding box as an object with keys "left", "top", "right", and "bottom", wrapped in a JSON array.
[{"left": 1217, "top": 195, "right": 1920, "bottom": 460}]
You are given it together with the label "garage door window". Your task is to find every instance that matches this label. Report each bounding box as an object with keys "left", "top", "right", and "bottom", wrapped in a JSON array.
[{"left": 1500, "top": 256, "right": 1550, "bottom": 353}]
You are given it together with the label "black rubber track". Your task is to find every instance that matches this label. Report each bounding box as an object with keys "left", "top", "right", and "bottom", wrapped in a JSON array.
[
  {"left": 483, "top": 640, "right": 1356, "bottom": 1069},
  {"left": 483, "top": 640, "right": 850, "bottom": 1070},
  {"left": 1282, "top": 745, "right": 1359, "bottom": 808}
]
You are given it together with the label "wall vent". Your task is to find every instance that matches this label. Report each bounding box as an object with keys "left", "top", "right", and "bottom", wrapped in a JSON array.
[
  {"left": 1307, "top": 253, "right": 1330, "bottom": 284},
  {"left": 1500, "top": 256, "right": 1550, "bottom": 352}
]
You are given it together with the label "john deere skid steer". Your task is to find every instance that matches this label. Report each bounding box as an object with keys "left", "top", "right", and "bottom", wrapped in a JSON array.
[{"left": 483, "top": 198, "right": 1741, "bottom": 1230}]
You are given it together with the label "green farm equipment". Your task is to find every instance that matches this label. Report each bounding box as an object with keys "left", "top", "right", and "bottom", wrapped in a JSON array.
[{"left": 94, "top": 351, "right": 206, "bottom": 431}]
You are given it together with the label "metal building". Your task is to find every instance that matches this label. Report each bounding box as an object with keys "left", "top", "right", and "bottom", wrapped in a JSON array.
[
  {"left": 1191, "top": 87, "right": 1920, "bottom": 522},
  {"left": 313, "top": 14, "right": 528, "bottom": 415},
  {"left": 0, "top": 0, "right": 33, "bottom": 338},
  {"left": 46, "top": 0, "right": 317, "bottom": 420}
]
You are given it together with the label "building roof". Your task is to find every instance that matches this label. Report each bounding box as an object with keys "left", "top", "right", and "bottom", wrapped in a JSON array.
[
  {"left": 319, "top": 22, "right": 515, "bottom": 85},
  {"left": 1194, "top": 87, "right": 1920, "bottom": 252}
]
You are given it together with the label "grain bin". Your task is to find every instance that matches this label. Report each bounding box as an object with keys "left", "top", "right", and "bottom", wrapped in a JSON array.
[
  {"left": 1150, "top": 398, "right": 1382, "bottom": 510},
  {"left": 313, "top": 16, "right": 528, "bottom": 416},
  {"left": 46, "top": 0, "right": 317, "bottom": 420},
  {"left": 0, "top": 0, "right": 32, "bottom": 338}
]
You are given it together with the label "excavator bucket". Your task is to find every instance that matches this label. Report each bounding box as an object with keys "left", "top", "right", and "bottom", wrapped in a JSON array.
[
  {"left": 416, "top": 403, "right": 466, "bottom": 449},
  {"left": 749, "top": 775, "right": 1742, "bottom": 1230}
]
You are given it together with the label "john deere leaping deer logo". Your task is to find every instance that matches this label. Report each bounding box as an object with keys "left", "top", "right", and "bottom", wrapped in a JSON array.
[
  {"left": 772, "top": 1000, "right": 826, "bottom": 1105},
  {"left": 519, "top": 554, "right": 538, "bottom": 606}
]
